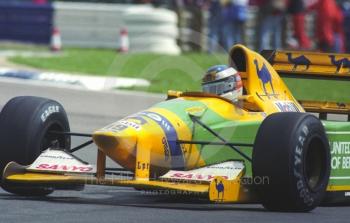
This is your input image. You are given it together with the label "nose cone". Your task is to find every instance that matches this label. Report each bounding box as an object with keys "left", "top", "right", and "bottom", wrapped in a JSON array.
[{"left": 93, "top": 131, "right": 137, "bottom": 170}]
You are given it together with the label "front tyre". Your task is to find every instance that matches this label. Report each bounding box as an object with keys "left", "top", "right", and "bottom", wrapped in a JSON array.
[
  {"left": 252, "top": 112, "right": 330, "bottom": 212},
  {"left": 0, "top": 96, "right": 70, "bottom": 196}
]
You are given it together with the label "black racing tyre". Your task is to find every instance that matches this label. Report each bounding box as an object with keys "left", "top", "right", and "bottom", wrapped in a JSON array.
[
  {"left": 0, "top": 96, "right": 70, "bottom": 195},
  {"left": 252, "top": 112, "right": 330, "bottom": 212}
]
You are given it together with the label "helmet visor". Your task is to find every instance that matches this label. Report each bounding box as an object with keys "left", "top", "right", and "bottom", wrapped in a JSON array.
[{"left": 202, "top": 76, "right": 236, "bottom": 96}]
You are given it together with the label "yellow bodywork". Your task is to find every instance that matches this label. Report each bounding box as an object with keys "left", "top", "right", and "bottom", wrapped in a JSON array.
[
  {"left": 299, "top": 101, "right": 350, "bottom": 115},
  {"left": 270, "top": 50, "right": 350, "bottom": 77},
  {"left": 4, "top": 161, "right": 256, "bottom": 203},
  {"left": 230, "top": 46, "right": 304, "bottom": 114},
  {"left": 266, "top": 49, "right": 350, "bottom": 114},
  {"left": 91, "top": 45, "right": 304, "bottom": 182},
  {"left": 1, "top": 45, "right": 310, "bottom": 203},
  {"left": 4, "top": 162, "right": 209, "bottom": 193}
]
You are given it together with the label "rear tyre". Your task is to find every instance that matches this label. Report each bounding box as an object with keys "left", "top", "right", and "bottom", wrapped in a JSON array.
[
  {"left": 252, "top": 112, "right": 330, "bottom": 212},
  {"left": 0, "top": 96, "right": 70, "bottom": 196}
]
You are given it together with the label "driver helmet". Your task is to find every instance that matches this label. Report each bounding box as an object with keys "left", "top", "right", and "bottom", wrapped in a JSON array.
[{"left": 202, "top": 65, "right": 243, "bottom": 102}]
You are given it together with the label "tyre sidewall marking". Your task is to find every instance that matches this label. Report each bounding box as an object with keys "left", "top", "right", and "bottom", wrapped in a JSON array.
[
  {"left": 293, "top": 123, "right": 315, "bottom": 207},
  {"left": 40, "top": 105, "right": 60, "bottom": 123},
  {"left": 28, "top": 103, "right": 69, "bottom": 161}
]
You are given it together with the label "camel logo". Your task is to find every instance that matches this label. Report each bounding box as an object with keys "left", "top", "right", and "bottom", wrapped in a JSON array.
[
  {"left": 286, "top": 53, "right": 311, "bottom": 71},
  {"left": 329, "top": 55, "right": 350, "bottom": 73},
  {"left": 253, "top": 59, "right": 275, "bottom": 97},
  {"left": 214, "top": 178, "right": 224, "bottom": 201}
]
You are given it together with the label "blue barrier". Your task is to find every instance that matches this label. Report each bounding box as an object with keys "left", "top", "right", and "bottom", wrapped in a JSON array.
[{"left": 0, "top": 2, "right": 53, "bottom": 44}]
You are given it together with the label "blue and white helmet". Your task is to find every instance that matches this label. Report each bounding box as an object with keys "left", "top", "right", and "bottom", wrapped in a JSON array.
[{"left": 202, "top": 65, "right": 243, "bottom": 102}]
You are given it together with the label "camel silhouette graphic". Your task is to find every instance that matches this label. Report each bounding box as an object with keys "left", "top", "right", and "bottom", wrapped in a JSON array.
[
  {"left": 214, "top": 179, "right": 224, "bottom": 201},
  {"left": 286, "top": 53, "right": 311, "bottom": 71},
  {"left": 253, "top": 59, "right": 275, "bottom": 96},
  {"left": 329, "top": 55, "right": 350, "bottom": 73}
]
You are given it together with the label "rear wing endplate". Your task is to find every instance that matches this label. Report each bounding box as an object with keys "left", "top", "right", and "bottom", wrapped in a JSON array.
[{"left": 262, "top": 50, "right": 350, "bottom": 116}]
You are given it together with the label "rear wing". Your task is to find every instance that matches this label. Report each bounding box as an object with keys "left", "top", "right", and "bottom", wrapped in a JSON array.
[{"left": 262, "top": 50, "right": 350, "bottom": 117}]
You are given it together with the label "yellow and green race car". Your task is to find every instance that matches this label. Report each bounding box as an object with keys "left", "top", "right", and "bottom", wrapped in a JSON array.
[{"left": 1, "top": 45, "right": 350, "bottom": 212}]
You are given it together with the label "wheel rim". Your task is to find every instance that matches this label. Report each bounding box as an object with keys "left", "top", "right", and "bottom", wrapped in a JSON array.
[
  {"left": 41, "top": 122, "right": 69, "bottom": 152},
  {"left": 304, "top": 136, "right": 327, "bottom": 192}
]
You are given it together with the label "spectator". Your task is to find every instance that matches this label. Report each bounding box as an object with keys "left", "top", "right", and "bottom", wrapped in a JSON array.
[
  {"left": 309, "top": 0, "right": 345, "bottom": 52},
  {"left": 340, "top": 0, "right": 350, "bottom": 52},
  {"left": 184, "top": 0, "right": 205, "bottom": 51},
  {"left": 207, "top": 0, "right": 223, "bottom": 53},
  {"left": 222, "top": 0, "right": 249, "bottom": 50},
  {"left": 333, "top": 4, "right": 345, "bottom": 52},
  {"left": 309, "top": 0, "right": 344, "bottom": 52},
  {"left": 288, "top": 0, "right": 311, "bottom": 50},
  {"left": 257, "top": 0, "right": 288, "bottom": 51}
]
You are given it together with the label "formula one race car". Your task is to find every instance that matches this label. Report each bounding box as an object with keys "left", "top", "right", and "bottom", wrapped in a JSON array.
[{"left": 1, "top": 45, "right": 350, "bottom": 212}]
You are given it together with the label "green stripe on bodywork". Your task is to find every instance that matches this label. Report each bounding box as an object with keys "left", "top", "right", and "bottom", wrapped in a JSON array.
[
  {"left": 193, "top": 121, "right": 260, "bottom": 177},
  {"left": 153, "top": 98, "right": 261, "bottom": 177},
  {"left": 154, "top": 98, "right": 223, "bottom": 125},
  {"left": 324, "top": 121, "right": 350, "bottom": 187},
  {"left": 154, "top": 97, "right": 350, "bottom": 184}
]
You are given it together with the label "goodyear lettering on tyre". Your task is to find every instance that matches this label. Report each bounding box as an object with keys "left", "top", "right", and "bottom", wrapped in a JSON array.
[
  {"left": 293, "top": 125, "right": 314, "bottom": 206},
  {"left": 41, "top": 105, "right": 60, "bottom": 122}
]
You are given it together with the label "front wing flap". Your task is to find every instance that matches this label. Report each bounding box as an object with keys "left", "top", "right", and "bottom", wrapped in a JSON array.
[{"left": 2, "top": 161, "right": 256, "bottom": 203}]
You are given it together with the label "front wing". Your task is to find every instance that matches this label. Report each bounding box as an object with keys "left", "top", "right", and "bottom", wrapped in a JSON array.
[{"left": 2, "top": 161, "right": 255, "bottom": 203}]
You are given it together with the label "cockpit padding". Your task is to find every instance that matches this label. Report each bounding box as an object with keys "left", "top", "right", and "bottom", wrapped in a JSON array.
[{"left": 229, "top": 47, "right": 246, "bottom": 72}]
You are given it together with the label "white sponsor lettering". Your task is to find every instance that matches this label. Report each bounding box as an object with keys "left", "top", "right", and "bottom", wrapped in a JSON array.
[
  {"left": 28, "top": 149, "right": 96, "bottom": 173},
  {"left": 331, "top": 142, "right": 350, "bottom": 155},
  {"left": 119, "top": 120, "right": 142, "bottom": 131},
  {"left": 102, "top": 122, "right": 127, "bottom": 132},
  {"left": 41, "top": 105, "right": 60, "bottom": 122},
  {"left": 160, "top": 161, "right": 244, "bottom": 182},
  {"left": 330, "top": 142, "right": 350, "bottom": 170},
  {"left": 274, "top": 101, "right": 300, "bottom": 112},
  {"left": 144, "top": 113, "right": 162, "bottom": 122},
  {"left": 143, "top": 112, "right": 171, "bottom": 131},
  {"left": 35, "top": 163, "right": 93, "bottom": 172},
  {"left": 332, "top": 156, "right": 342, "bottom": 169},
  {"left": 343, "top": 157, "right": 350, "bottom": 169}
]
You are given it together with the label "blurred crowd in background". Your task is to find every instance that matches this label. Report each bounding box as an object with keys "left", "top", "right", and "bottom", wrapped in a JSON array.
[
  {"left": 3, "top": 0, "right": 350, "bottom": 53},
  {"left": 178, "top": 0, "right": 350, "bottom": 53}
]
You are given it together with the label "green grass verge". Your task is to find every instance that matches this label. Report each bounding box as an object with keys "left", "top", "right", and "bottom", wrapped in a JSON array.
[
  {"left": 0, "top": 42, "right": 48, "bottom": 51},
  {"left": 9, "top": 47, "right": 348, "bottom": 102},
  {"left": 9, "top": 48, "right": 227, "bottom": 93},
  {"left": 283, "top": 77, "right": 350, "bottom": 103}
]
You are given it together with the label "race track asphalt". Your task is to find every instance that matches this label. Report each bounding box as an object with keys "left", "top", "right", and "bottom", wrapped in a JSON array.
[{"left": 0, "top": 78, "right": 349, "bottom": 223}]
